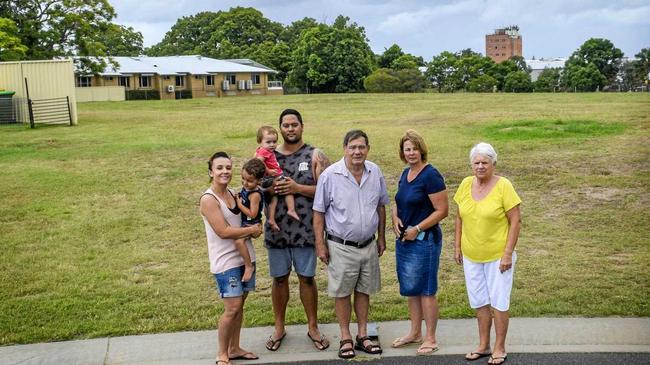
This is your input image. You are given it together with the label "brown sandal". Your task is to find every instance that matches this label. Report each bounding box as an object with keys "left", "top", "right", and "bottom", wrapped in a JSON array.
[
  {"left": 338, "top": 339, "right": 356, "bottom": 359},
  {"left": 355, "top": 335, "right": 382, "bottom": 354}
]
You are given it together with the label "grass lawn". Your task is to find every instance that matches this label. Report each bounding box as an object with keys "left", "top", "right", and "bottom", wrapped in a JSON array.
[{"left": 1, "top": 93, "right": 648, "bottom": 345}]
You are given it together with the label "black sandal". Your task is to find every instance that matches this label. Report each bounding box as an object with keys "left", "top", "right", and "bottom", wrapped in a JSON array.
[
  {"left": 338, "top": 339, "right": 356, "bottom": 359},
  {"left": 355, "top": 335, "right": 383, "bottom": 354},
  {"left": 265, "top": 332, "right": 286, "bottom": 351},
  {"left": 307, "top": 331, "right": 330, "bottom": 350}
]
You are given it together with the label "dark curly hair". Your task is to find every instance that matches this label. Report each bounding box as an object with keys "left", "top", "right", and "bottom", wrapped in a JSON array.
[{"left": 242, "top": 158, "right": 266, "bottom": 180}]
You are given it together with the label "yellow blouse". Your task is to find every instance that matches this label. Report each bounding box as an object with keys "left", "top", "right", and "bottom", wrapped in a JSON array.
[{"left": 453, "top": 176, "right": 521, "bottom": 262}]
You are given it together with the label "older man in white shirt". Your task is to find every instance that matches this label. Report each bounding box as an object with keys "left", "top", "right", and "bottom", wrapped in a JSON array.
[{"left": 313, "top": 129, "right": 389, "bottom": 359}]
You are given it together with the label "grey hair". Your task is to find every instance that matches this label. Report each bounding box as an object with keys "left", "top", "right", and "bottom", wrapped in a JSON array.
[{"left": 470, "top": 142, "right": 497, "bottom": 164}]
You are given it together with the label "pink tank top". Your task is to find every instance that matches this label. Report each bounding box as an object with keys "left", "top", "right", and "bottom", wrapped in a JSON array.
[{"left": 201, "top": 188, "right": 256, "bottom": 274}]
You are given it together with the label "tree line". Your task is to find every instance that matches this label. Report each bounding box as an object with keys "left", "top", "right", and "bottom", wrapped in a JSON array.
[{"left": 1, "top": 3, "right": 648, "bottom": 93}]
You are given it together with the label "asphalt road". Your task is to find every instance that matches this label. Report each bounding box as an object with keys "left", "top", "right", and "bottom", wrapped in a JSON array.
[{"left": 270, "top": 353, "right": 650, "bottom": 365}]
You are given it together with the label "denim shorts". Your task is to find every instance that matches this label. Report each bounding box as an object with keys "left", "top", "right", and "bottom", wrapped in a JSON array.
[
  {"left": 213, "top": 263, "right": 256, "bottom": 298},
  {"left": 267, "top": 246, "right": 316, "bottom": 278},
  {"left": 395, "top": 234, "right": 442, "bottom": 296}
]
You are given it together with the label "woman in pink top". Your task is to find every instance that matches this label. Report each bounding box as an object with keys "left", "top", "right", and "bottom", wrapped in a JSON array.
[{"left": 200, "top": 151, "right": 263, "bottom": 364}]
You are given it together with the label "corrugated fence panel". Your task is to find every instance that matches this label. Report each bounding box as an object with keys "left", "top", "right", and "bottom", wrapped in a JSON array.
[{"left": 0, "top": 59, "right": 77, "bottom": 125}]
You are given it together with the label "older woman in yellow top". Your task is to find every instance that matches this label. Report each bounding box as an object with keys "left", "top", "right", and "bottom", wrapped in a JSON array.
[{"left": 453, "top": 142, "right": 521, "bottom": 365}]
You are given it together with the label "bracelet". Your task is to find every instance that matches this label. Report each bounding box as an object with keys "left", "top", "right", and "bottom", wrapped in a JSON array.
[{"left": 415, "top": 225, "right": 421, "bottom": 233}]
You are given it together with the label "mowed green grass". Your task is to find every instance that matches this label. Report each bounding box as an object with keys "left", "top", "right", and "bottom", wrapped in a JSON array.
[{"left": 1, "top": 93, "right": 648, "bottom": 345}]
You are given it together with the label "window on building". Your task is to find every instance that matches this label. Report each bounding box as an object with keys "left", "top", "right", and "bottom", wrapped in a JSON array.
[
  {"left": 206, "top": 75, "right": 215, "bottom": 86},
  {"left": 226, "top": 74, "right": 236, "bottom": 84},
  {"left": 163, "top": 75, "right": 170, "bottom": 80},
  {"left": 175, "top": 75, "right": 184, "bottom": 87},
  {"left": 139, "top": 75, "right": 151, "bottom": 88},
  {"left": 251, "top": 73, "right": 261, "bottom": 84},
  {"left": 118, "top": 76, "right": 130, "bottom": 87},
  {"left": 76, "top": 76, "right": 92, "bottom": 87}
]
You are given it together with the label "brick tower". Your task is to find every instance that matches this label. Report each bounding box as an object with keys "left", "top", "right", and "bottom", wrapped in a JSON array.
[{"left": 486, "top": 26, "right": 522, "bottom": 63}]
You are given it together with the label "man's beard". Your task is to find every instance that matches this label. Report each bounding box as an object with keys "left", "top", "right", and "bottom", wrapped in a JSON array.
[{"left": 283, "top": 136, "right": 300, "bottom": 145}]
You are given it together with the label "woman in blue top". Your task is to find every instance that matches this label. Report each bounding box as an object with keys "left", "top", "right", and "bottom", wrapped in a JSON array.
[{"left": 391, "top": 129, "right": 449, "bottom": 356}]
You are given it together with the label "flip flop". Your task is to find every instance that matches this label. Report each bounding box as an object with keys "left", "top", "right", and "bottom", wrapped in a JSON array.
[
  {"left": 391, "top": 336, "right": 423, "bottom": 348},
  {"left": 416, "top": 345, "right": 439, "bottom": 356},
  {"left": 338, "top": 339, "right": 356, "bottom": 359},
  {"left": 265, "top": 332, "right": 286, "bottom": 351},
  {"left": 464, "top": 351, "right": 492, "bottom": 361},
  {"left": 488, "top": 355, "right": 508, "bottom": 364},
  {"left": 229, "top": 352, "right": 259, "bottom": 360},
  {"left": 216, "top": 360, "right": 230, "bottom": 365},
  {"left": 355, "top": 335, "right": 382, "bottom": 354},
  {"left": 307, "top": 331, "right": 330, "bottom": 350}
]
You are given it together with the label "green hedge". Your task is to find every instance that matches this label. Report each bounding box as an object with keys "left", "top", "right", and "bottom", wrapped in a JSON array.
[
  {"left": 174, "top": 90, "right": 193, "bottom": 99},
  {"left": 125, "top": 90, "right": 161, "bottom": 100}
]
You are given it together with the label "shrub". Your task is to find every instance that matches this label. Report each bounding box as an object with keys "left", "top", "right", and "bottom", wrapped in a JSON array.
[
  {"left": 467, "top": 74, "right": 498, "bottom": 92},
  {"left": 125, "top": 90, "right": 161, "bottom": 100},
  {"left": 174, "top": 90, "right": 193, "bottom": 99},
  {"left": 364, "top": 69, "right": 401, "bottom": 93},
  {"left": 504, "top": 71, "right": 533, "bottom": 92}
]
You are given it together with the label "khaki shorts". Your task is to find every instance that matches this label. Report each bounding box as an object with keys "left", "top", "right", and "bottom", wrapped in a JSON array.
[{"left": 326, "top": 239, "right": 381, "bottom": 297}]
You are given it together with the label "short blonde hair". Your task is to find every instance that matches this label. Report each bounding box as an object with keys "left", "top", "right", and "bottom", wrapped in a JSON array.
[
  {"left": 399, "top": 129, "right": 428, "bottom": 163},
  {"left": 257, "top": 125, "right": 278, "bottom": 143}
]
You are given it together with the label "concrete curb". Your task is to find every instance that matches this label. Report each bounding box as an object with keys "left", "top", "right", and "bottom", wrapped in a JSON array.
[{"left": 1, "top": 318, "right": 649, "bottom": 365}]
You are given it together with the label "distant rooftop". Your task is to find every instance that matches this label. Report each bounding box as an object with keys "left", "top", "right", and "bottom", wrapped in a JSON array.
[
  {"left": 491, "top": 25, "right": 520, "bottom": 38},
  {"left": 526, "top": 58, "right": 566, "bottom": 70},
  {"left": 76, "top": 55, "right": 277, "bottom": 76}
]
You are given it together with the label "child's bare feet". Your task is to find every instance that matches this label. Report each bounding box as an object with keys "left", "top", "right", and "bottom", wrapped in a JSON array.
[
  {"left": 242, "top": 265, "right": 254, "bottom": 283},
  {"left": 287, "top": 210, "right": 300, "bottom": 221},
  {"left": 269, "top": 220, "right": 281, "bottom": 232}
]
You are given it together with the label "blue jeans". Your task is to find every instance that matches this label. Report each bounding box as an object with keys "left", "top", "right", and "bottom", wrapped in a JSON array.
[
  {"left": 396, "top": 234, "right": 442, "bottom": 296},
  {"left": 213, "top": 263, "right": 256, "bottom": 298}
]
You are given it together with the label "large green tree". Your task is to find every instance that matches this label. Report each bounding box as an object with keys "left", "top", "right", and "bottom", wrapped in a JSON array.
[
  {"left": 564, "top": 63, "right": 607, "bottom": 91},
  {"left": 98, "top": 24, "right": 143, "bottom": 57},
  {"left": 635, "top": 48, "right": 650, "bottom": 78},
  {"left": 467, "top": 74, "right": 498, "bottom": 92},
  {"left": 0, "top": 17, "right": 27, "bottom": 61},
  {"left": 488, "top": 56, "right": 529, "bottom": 91},
  {"left": 146, "top": 8, "right": 291, "bottom": 79},
  {"left": 280, "top": 17, "right": 318, "bottom": 47},
  {"left": 0, "top": 0, "right": 117, "bottom": 72},
  {"left": 145, "top": 11, "right": 219, "bottom": 56},
  {"left": 287, "top": 16, "right": 374, "bottom": 93},
  {"left": 378, "top": 44, "right": 404, "bottom": 68},
  {"left": 503, "top": 70, "right": 533, "bottom": 92},
  {"left": 534, "top": 68, "right": 562, "bottom": 92},
  {"left": 565, "top": 38, "right": 623, "bottom": 85},
  {"left": 426, "top": 51, "right": 460, "bottom": 92}
]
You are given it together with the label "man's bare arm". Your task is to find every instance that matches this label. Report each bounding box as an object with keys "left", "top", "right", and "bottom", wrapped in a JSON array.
[{"left": 312, "top": 148, "right": 331, "bottom": 181}]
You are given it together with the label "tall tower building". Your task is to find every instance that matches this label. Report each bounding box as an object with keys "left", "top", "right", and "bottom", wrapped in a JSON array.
[{"left": 486, "top": 26, "right": 522, "bottom": 63}]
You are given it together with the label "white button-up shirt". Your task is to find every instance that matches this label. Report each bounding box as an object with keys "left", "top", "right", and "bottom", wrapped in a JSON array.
[{"left": 313, "top": 158, "right": 390, "bottom": 242}]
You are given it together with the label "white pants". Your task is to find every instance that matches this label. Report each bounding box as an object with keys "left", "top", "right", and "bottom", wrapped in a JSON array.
[{"left": 463, "top": 252, "right": 517, "bottom": 312}]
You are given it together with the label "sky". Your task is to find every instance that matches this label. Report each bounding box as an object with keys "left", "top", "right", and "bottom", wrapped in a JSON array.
[{"left": 109, "top": 0, "right": 649, "bottom": 60}]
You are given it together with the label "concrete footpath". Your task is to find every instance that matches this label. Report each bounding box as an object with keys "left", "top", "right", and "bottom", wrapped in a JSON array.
[{"left": 1, "top": 318, "right": 649, "bottom": 365}]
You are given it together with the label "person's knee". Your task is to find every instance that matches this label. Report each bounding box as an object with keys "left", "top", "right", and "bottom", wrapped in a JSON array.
[
  {"left": 273, "top": 274, "right": 290, "bottom": 286},
  {"left": 298, "top": 274, "right": 315, "bottom": 286},
  {"left": 222, "top": 305, "right": 243, "bottom": 319}
]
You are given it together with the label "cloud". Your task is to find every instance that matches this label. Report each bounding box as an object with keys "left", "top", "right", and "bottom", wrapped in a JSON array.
[
  {"left": 109, "top": 0, "right": 650, "bottom": 59},
  {"left": 377, "top": 0, "right": 480, "bottom": 35}
]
